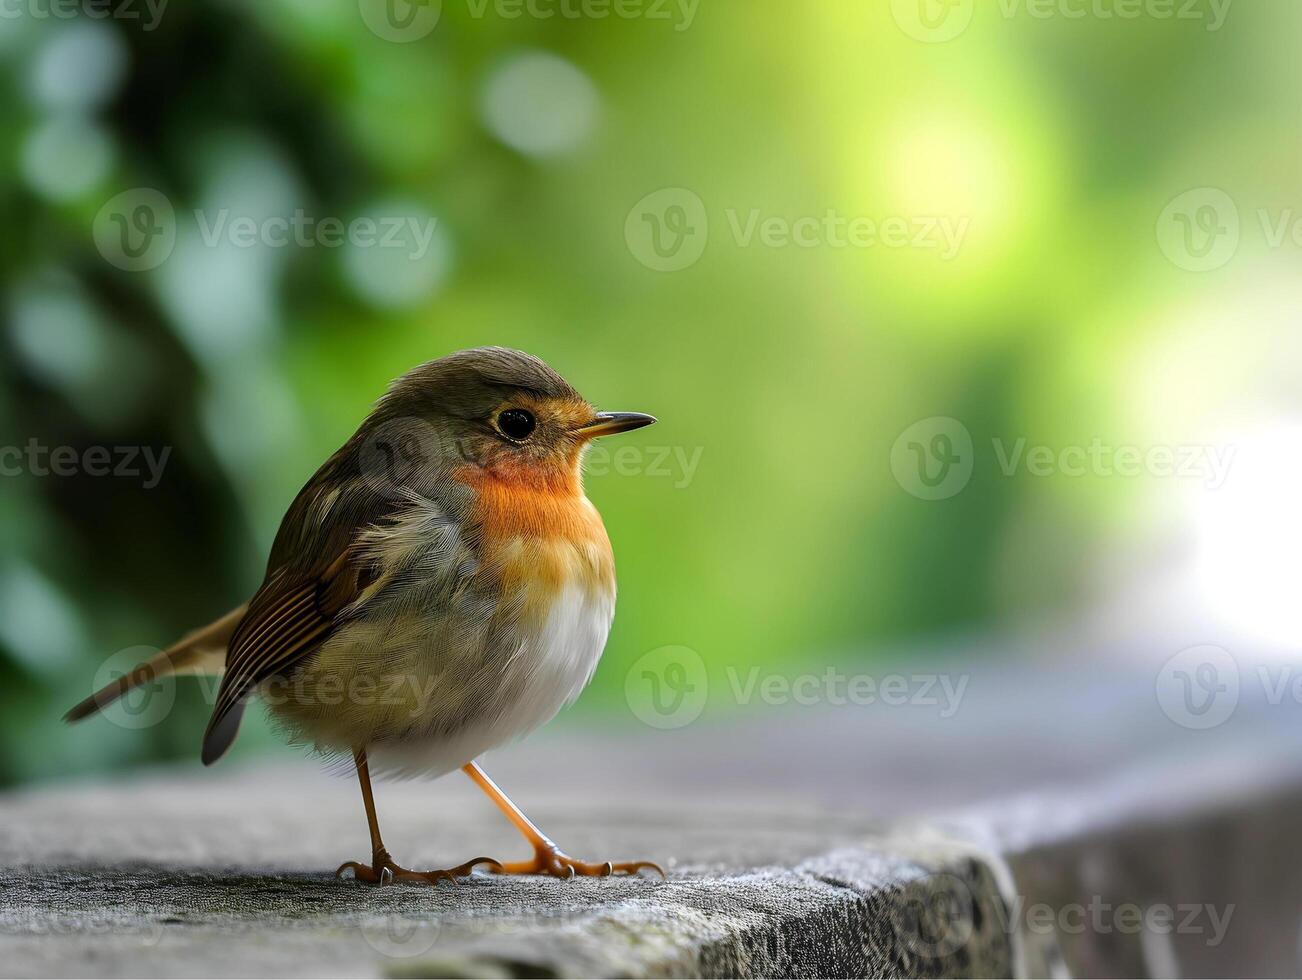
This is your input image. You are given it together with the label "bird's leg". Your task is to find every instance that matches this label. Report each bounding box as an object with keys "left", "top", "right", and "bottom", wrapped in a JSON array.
[
  {"left": 337, "top": 748, "right": 502, "bottom": 885},
  {"left": 461, "top": 761, "right": 664, "bottom": 879}
]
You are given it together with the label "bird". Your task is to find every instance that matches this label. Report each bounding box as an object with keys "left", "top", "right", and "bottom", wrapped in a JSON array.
[{"left": 65, "top": 347, "right": 663, "bottom": 884}]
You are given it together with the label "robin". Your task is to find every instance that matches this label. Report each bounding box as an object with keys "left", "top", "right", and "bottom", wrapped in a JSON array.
[{"left": 66, "top": 347, "right": 663, "bottom": 884}]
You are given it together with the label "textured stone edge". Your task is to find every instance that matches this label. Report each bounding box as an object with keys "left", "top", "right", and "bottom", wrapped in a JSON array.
[
  {"left": 697, "top": 842, "right": 1015, "bottom": 980},
  {"left": 0, "top": 849, "right": 1016, "bottom": 980},
  {"left": 8, "top": 750, "right": 1302, "bottom": 978},
  {"left": 398, "top": 837, "right": 1018, "bottom": 979},
  {"left": 520, "top": 765, "right": 1302, "bottom": 978}
]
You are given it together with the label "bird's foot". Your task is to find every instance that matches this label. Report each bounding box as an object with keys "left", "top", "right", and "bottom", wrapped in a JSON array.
[
  {"left": 491, "top": 839, "right": 664, "bottom": 879},
  {"left": 336, "top": 847, "right": 502, "bottom": 886}
]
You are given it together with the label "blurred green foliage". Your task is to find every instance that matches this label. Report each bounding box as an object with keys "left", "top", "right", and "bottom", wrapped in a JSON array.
[{"left": 2, "top": 0, "right": 1297, "bottom": 784}]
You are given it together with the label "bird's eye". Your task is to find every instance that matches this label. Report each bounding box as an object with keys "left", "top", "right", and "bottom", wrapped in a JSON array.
[{"left": 496, "top": 408, "right": 536, "bottom": 441}]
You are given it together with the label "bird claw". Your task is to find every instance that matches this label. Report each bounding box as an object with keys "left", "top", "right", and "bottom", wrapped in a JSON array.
[
  {"left": 490, "top": 843, "right": 665, "bottom": 880},
  {"left": 336, "top": 862, "right": 360, "bottom": 881},
  {"left": 611, "top": 860, "right": 666, "bottom": 879},
  {"left": 336, "top": 852, "right": 502, "bottom": 886}
]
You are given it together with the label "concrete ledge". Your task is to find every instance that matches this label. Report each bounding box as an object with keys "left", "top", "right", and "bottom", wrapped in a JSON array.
[
  {"left": 0, "top": 839, "right": 1012, "bottom": 978},
  {"left": 6, "top": 655, "right": 1302, "bottom": 977}
]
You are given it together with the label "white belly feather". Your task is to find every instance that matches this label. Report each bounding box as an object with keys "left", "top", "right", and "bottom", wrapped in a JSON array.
[{"left": 370, "top": 575, "right": 614, "bottom": 779}]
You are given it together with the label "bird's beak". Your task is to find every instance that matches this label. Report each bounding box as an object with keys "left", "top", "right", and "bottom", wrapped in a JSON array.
[{"left": 575, "top": 412, "right": 657, "bottom": 438}]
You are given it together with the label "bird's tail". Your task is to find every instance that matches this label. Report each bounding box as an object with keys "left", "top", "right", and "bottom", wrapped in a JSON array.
[{"left": 64, "top": 605, "right": 247, "bottom": 723}]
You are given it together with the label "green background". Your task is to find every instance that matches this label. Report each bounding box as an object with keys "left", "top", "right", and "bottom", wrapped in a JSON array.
[{"left": 1, "top": 0, "right": 1295, "bottom": 784}]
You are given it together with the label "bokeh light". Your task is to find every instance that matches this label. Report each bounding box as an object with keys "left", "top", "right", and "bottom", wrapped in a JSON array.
[{"left": 0, "top": 1, "right": 1298, "bottom": 788}]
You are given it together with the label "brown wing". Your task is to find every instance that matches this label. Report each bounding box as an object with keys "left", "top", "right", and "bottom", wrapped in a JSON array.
[
  {"left": 199, "top": 436, "right": 406, "bottom": 766},
  {"left": 200, "top": 551, "right": 371, "bottom": 765},
  {"left": 200, "top": 407, "right": 455, "bottom": 765}
]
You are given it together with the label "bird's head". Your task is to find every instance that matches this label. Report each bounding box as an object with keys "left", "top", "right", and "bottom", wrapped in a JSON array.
[{"left": 372, "top": 347, "right": 655, "bottom": 494}]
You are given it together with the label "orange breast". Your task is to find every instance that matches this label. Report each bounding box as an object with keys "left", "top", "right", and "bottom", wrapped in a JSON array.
[{"left": 454, "top": 463, "right": 616, "bottom": 604}]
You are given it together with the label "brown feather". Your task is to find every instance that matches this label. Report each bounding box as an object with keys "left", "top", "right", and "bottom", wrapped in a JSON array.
[
  {"left": 200, "top": 550, "right": 373, "bottom": 765},
  {"left": 64, "top": 605, "right": 246, "bottom": 723}
]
